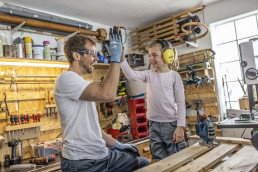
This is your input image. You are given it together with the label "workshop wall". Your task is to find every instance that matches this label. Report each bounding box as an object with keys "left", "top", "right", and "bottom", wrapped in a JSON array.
[
  {"left": 0, "top": 14, "right": 131, "bottom": 161},
  {"left": 178, "top": 49, "right": 221, "bottom": 136},
  {"left": 175, "top": 0, "right": 258, "bottom": 55}
]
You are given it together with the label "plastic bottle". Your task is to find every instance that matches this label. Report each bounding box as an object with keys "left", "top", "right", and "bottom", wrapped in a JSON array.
[
  {"left": 33, "top": 45, "right": 44, "bottom": 59},
  {"left": 56, "top": 37, "right": 65, "bottom": 61},
  {"left": 43, "top": 41, "right": 51, "bottom": 60},
  {"left": 25, "top": 37, "right": 32, "bottom": 58}
]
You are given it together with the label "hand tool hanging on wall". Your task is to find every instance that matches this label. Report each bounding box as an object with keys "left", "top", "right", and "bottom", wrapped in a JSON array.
[
  {"left": 100, "top": 102, "right": 114, "bottom": 118},
  {"left": 183, "top": 65, "right": 212, "bottom": 88},
  {"left": 37, "top": 113, "right": 41, "bottom": 122}
]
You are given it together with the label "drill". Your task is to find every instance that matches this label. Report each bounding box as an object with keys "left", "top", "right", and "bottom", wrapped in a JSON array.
[{"left": 8, "top": 139, "right": 22, "bottom": 165}]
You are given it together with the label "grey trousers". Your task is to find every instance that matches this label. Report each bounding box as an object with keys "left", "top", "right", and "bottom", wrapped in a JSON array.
[
  {"left": 149, "top": 121, "right": 187, "bottom": 162},
  {"left": 61, "top": 149, "right": 151, "bottom": 172}
]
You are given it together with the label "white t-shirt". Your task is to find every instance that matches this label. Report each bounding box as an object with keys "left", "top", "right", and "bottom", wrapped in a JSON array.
[
  {"left": 121, "top": 60, "right": 186, "bottom": 127},
  {"left": 54, "top": 71, "right": 108, "bottom": 160}
]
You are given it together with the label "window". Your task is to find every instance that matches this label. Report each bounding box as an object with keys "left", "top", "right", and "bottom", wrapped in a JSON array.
[{"left": 210, "top": 10, "right": 258, "bottom": 117}]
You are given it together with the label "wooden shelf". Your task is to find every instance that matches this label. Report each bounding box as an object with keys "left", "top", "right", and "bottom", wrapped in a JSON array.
[
  {"left": 40, "top": 122, "right": 61, "bottom": 132},
  {"left": 0, "top": 57, "right": 110, "bottom": 69},
  {"left": 93, "top": 63, "right": 110, "bottom": 69},
  {"left": 4, "top": 122, "right": 42, "bottom": 131},
  {"left": 178, "top": 67, "right": 213, "bottom": 74}
]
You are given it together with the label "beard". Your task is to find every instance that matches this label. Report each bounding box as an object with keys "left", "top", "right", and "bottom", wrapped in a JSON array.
[{"left": 79, "top": 57, "right": 93, "bottom": 74}]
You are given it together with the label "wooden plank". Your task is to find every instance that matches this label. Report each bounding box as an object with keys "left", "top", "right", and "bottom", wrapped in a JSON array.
[
  {"left": 135, "top": 143, "right": 210, "bottom": 172},
  {"left": 189, "top": 135, "right": 252, "bottom": 145},
  {"left": 175, "top": 143, "right": 240, "bottom": 172},
  {"left": 40, "top": 122, "right": 61, "bottom": 132},
  {"left": 132, "top": 28, "right": 180, "bottom": 46},
  {"left": 132, "top": 24, "right": 179, "bottom": 42},
  {"left": 130, "top": 5, "right": 204, "bottom": 34},
  {"left": 4, "top": 122, "right": 42, "bottom": 131},
  {"left": 212, "top": 145, "right": 258, "bottom": 172}
]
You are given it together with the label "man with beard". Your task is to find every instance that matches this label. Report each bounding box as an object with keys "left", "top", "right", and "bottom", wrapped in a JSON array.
[{"left": 54, "top": 27, "right": 150, "bottom": 172}]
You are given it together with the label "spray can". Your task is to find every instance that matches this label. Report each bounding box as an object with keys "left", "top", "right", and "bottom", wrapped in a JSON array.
[
  {"left": 33, "top": 45, "right": 44, "bottom": 59},
  {"left": 25, "top": 37, "right": 32, "bottom": 58},
  {"left": 16, "top": 43, "right": 25, "bottom": 58},
  {"left": 43, "top": 41, "right": 51, "bottom": 60}
]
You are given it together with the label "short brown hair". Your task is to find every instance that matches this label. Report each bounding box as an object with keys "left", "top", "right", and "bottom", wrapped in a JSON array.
[
  {"left": 64, "top": 35, "right": 96, "bottom": 64},
  {"left": 147, "top": 40, "right": 172, "bottom": 50}
]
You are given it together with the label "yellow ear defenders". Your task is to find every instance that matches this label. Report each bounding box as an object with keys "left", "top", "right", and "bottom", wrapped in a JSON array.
[{"left": 156, "top": 39, "right": 175, "bottom": 64}]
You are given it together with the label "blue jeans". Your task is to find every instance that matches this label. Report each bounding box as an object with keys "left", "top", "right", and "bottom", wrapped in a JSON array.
[{"left": 61, "top": 149, "right": 150, "bottom": 172}]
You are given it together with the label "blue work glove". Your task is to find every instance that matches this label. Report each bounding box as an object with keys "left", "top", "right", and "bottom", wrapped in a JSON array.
[
  {"left": 104, "top": 26, "right": 122, "bottom": 63},
  {"left": 114, "top": 140, "right": 140, "bottom": 157}
]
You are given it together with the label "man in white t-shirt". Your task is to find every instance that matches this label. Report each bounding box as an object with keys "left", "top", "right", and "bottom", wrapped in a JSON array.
[{"left": 54, "top": 27, "right": 150, "bottom": 172}]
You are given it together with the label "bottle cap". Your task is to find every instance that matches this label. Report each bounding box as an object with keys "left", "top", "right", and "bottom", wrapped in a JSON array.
[
  {"left": 43, "top": 41, "right": 50, "bottom": 45},
  {"left": 25, "top": 37, "right": 31, "bottom": 43}
]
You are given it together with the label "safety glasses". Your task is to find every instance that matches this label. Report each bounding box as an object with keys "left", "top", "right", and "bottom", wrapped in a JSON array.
[{"left": 71, "top": 50, "right": 97, "bottom": 57}]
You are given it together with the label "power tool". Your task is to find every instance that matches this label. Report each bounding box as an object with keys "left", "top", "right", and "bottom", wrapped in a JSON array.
[
  {"left": 4, "top": 154, "right": 11, "bottom": 167},
  {"left": 8, "top": 139, "right": 22, "bottom": 165},
  {"left": 29, "top": 157, "right": 48, "bottom": 165},
  {"left": 29, "top": 154, "right": 56, "bottom": 165},
  {"left": 195, "top": 117, "right": 218, "bottom": 147}
]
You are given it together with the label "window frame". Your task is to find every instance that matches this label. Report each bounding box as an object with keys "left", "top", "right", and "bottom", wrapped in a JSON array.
[{"left": 210, "top": 10, "right": 258, "bottom": 119}]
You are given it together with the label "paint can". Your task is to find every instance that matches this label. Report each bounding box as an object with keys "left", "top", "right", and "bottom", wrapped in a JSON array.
[
  {"left": 32, "top": 45, "right": 44, "bottom": 59},
  {"left": 4, "top": 45, "right": 16, "bottom": 58}
]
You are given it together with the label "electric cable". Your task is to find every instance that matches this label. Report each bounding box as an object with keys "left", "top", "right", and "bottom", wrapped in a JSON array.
[{"left": 241, "top": 128, "right": 247, "bottom": 138}]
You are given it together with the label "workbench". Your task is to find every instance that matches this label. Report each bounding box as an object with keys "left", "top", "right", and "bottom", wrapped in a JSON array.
[
  {"left": 217, "top": 117, "right": 258, "bottom": 129},
  {"left": 0, "top": 137, "right": 151, "bottom": 172},
  {"left": 0, "top": 155, "right": 62, "bottom": 172},
  {"left": 136, "top": 135, "right": 258, "bottom": 172}
]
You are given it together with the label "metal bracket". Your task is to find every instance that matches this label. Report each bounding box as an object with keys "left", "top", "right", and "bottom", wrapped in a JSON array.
[
  {"left": 186, "top": 39, "right": 199, "bottom": 48},
  {"left": 10, "top": 22, "right": 25, "bottom": 43},
  {"left": 64, "top": 31, "right": 79, "bottom": 41}
]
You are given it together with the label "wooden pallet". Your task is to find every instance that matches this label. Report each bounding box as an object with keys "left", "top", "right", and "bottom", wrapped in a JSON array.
[
  {"left": 136, "top": 136, "right": 258, "bottom": 172},
  {"left": 130, "top": 6, "right": 207, "bottom": 51}
]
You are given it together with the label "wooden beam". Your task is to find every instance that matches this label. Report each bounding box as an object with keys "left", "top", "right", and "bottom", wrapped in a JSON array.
[
  {"left": 189, "top": 135, "right": 252, "bottom": 145},
  {"left": 4, "top": 123, "right": 42, "bottom": 131},
  {"left": 135, "top": 143, "right": 210, "bottom": 172},
  {"left": 174, "top": 143, "right": 240, "bottom": 172},
  {"left": 212, "top": 145, "right": 258, "bottom": 172}
]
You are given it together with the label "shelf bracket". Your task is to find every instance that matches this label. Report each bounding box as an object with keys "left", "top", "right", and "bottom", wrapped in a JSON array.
[
  {"left": 64, "top": 31, "right": 79, "bottom": 41},
  {"left": 10, "top": 22, "right": 26, "bottom": 44}
]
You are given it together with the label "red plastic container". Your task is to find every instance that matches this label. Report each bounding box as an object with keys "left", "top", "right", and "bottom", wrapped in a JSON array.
[
  {"left": 128, "top": 98, "right": 145, "bottom": 109},
  {"left": 130, "top": 117, "right": 148, "bottom": 127},
  {"left": 108, "top": 129, "right": 128, "bottom": 139},
  {"left": 131, "top": 126, "right": 148, "bottom": 139}
]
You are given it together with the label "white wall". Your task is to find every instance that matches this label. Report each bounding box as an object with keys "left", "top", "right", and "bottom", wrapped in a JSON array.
[
  {"left": 1, "top": 14, "right": 132, "bottom": 57},
  {"left": 175, "top": 0, "right": 258, "bottom": 55}
]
